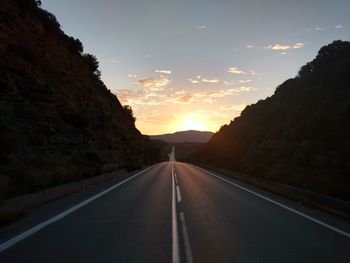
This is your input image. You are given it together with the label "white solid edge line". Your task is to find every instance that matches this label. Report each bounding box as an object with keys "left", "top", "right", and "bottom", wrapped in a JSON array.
[
  {"left": 0, "top": 164, "right": 158, "bottom": 253},
  {"left": 172, "top": 164, "right": 180, "bottom": 263},
  {"left": 176, "top": 186, "right": 182, "bottom": 203},
  {"left": 180, "top": 212, "right": 194, "bottom": 263},
  {"left": 195, "top": 166, "right": 350, "bottom": 239}
]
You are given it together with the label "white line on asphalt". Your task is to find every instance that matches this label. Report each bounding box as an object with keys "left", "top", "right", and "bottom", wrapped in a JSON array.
[
  {"left": 174, "top": 172, "right": 178, "bottom": 184},
  {"left": 180, "top": 212, "right": 194, "bottom": 263},
  {"left": 0, "top": 164, "right": 158, "bottom": 253},
  {"left": 176, "top": 186, "right": 182, "bottom": 203},
  {"left": 172, "top": 164, "right": 180, "bottom": 263},
  {"left": 196, "top": 166, "right": 350, "bottom": 239}
]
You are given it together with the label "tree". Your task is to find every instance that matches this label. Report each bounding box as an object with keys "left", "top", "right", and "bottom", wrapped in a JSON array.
[
  {"left": 82, "top": 54, "right": 101, "bottom": 78},
  {"left": 123, "top": 105, "right": 136, "bottom": 123}
]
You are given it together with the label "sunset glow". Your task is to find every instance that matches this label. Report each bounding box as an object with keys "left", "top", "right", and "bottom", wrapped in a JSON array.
[
  {"left": 177, "top": 114, "right": 207, "bottom": 132},
  {"left": 43, "top": 1, "right": 350, "bottom": 135}
]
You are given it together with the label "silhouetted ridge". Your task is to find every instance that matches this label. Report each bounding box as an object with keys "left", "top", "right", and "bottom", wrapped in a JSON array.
[
  {"left": 0, "top": 0, "right": 156, "bottom": 200},
  {"left": 150, "top": 130, "right": 214, "bottom": 143},
  {"left": 194, "top": 40, "right": 350, "bottom": 200}
]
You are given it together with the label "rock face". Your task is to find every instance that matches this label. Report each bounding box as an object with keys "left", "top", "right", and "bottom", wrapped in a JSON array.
[
  {"left": 194, "top": 41, "right": 350, "bottom": 200},
  {"left": 0, "top": 0, "right": 144, "bottom": 199}
]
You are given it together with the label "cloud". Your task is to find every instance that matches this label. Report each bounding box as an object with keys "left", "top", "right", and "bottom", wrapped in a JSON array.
[
  {"left": 202, "top": 98, "right": 216, "bottom": 103},
  {"left": 220, "top": 104, "right": 247, "bottom": 111},
  {"left": 155, "top": 69, "right": 172, "bottom": 74},
  {"left": 172, "top": 94, "right": 193, "bottom": 104},
  {"left": 280, "top": 52, "right": 287, "bottom": 55},
  {"left": 335, "top": 25, "right": 343, "bottom": 29},
  {"left": 111, "top": 59, "right": 121, "bottom": 63},
  {"left": 244, "top": 44, "right": 255, "bottom": 48},
  {"left": 315, "top": 27, "right": 323, "bottom": 31},
  {"left": 265, "top": 42, "right": 304, "bottom": 51},
  {"left": 238, "top": 86, "right": 255, "bottom": 92},
  {"left": 239, "top": 79, "right": 252, "bottom": 83},
  {"left": 250, "top": 70, "right": 261, "bottom": 76},
  {"left": 227, "top": 67, "right": 246, "bottom": 74},
  {"left": 194, "top": 86, "right": 255, "bottom": 98},
  {"left": 128, "top": 74, "right": 137, "bottom": 78},
  {"left": 202, "top": 78, "right": 226, "bottom": 84},
  {"left": 200, "top": 78, "right": 234, "bottom": 85},
  {"left": 292, "top": 42, "right": 304, "bottom": 49},
  {"left": 134, "top": 75, "right": 170, "bottom": 91},
  {"left": 115, "top": 89, "right": 166, "bottom": 106},
  {"left": 271, "top": 44, "right": 290, "bottom": 50},
  {"left": 196, "top": 25, "right": 206, "bottom": 30},
  {"left": 189, "top": 78, "right": 199, "bottom": 84}
]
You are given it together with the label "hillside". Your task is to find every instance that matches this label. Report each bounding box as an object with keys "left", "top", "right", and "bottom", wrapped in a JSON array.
[
  {"left": 150, "top": 130, "right": 214, "bottom": 143},
  {"left": 0, "top": 0, "right": 145, "bottom": 200},
  {"left": 194, "top": 41, "right": 350, "bottom": 200}
]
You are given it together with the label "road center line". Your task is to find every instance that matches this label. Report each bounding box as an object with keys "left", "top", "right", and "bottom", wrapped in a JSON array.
[
  {"left": 176, "top": 186, "right": 182, "bottom": 202},
  {"left": 196, "top": 166, "right": 350, "bottom": 239},
  {"left": 0, "top": 164, "right": 158, "bottom": 253},
  {"left": 180, "top": 212, "right": 194, "bottom": 263},
  {"left": 172, "top": 164, "right": 180, "bottom": 263},
  {"left": 174, "top": 172, "right": 178, "bottom": 184}
]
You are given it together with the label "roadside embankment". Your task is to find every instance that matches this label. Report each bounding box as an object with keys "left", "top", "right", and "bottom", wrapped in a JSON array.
[{"left": 0, "top": 169, "right": 127, "bottom": 224}]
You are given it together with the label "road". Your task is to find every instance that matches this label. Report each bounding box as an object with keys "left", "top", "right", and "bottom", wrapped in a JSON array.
[{"left": 0, "top": 161, "right": 349, "bottom": 262}]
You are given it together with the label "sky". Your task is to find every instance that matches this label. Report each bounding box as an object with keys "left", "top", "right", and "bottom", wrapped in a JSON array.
[{"left": 42, "top": 0, "right": 350, "bottom": 135}]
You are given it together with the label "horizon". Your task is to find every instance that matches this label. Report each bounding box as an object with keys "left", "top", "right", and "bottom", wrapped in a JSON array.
[{"left": 42, "top": 0, "right": 350, "bottom": 135}]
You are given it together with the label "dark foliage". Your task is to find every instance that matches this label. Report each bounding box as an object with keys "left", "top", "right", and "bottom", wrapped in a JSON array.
[
  {"left": 83, "top": 54, "right": 101, "bottom": 78},
  {"left": 67, "top": 37, "right": 84, "bottom": 54},
  {"left": 123, "top": 105, "right": 136, "bottom": 124},
  {"left": 143, "top": 137, "right": 170, "bottom": 164},
  {"left": 194, "top": 41, "right": 350, "bottom": 200}
]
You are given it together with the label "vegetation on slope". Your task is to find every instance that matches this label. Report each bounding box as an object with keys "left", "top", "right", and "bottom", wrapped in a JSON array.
[
  {"left": 0, "top": 0, "right": 163, "bottom": 202},
  {"left": 193, "top": 41, "right": 350, "bottom": 200}
]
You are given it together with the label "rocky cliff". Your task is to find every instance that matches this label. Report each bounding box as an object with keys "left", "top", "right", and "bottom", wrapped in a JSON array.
[
  {"left": 194, "top": 41, "right": 350, "bottom": 200},
  {"left": 0, "top": 0, "right": 144, "bottom": 200}
]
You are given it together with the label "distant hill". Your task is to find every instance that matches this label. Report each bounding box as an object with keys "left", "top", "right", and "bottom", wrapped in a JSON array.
[
  {"left": 193, "top": 40, "right": 350, "bottom": 200},
  {"left": 150, "top": 130, "right": 214, "bottom": 143}
]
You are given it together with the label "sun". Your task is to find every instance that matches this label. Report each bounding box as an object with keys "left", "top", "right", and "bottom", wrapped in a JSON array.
[{"left": 178, "top": 114, "right": 206, "bottom": 131}]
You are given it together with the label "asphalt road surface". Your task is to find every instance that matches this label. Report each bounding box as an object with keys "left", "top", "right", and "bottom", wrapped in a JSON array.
[{"left": 0, "top": 161, "right": 349, "bottom": 262}]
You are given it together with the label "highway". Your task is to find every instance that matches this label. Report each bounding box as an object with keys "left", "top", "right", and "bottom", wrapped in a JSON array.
[{"left": 0, "top": 160, "right": 349, "bottom": 262}]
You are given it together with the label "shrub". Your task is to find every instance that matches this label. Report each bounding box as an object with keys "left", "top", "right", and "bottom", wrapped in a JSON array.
[
  {"left": 66, "top": 36, "right": 83, "bottom": 54},
  {"left": 82, "top": 54, "right": 101, "bottom": 78},
  {"left": 123, "top": 105, "right": 136, "bottom": 123}
]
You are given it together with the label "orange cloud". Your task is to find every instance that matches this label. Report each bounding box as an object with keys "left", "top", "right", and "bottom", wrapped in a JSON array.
[
  {"left": 134, "top": 75, "right": 170, "bottom": 91},
  {"left": 189, "top": 78, "right": 199, "bottom": 84}
]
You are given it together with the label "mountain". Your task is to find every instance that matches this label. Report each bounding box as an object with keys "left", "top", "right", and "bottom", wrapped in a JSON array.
[
  {"left": 0, "top": 0, "right": 147, "bottom": 201},
  {"left": 150, "top": 130, "right": 214, "bottom": 143},
  {"left": 193, "top": 40, "right": 350, "bottom": 200}
]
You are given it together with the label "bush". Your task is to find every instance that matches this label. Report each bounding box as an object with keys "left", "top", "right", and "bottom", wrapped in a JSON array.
[
  {"left": 82, "top": 54, "right": 101, "bottom": 78},
  {"left": 123, "top": 105, "right": 136, "bottom": 123},
  {"left": 66, "top": 36, "right": 83, "bottom": 54}
]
